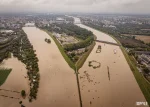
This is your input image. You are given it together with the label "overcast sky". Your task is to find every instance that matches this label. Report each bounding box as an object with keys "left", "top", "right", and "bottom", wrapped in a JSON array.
[{"left": 0, "top": 0, "right": 149, "bottom": 14}]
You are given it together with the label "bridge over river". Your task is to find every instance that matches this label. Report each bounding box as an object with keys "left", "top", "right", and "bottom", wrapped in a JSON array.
[
  {"left": 95, "top": 40, "right": 121, "bottom": 46},
  {"left": 73, "top": 17, "right": 146, "bottom": 107}
]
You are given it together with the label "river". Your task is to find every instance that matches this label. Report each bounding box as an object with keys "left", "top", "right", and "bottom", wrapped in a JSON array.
[
  {"left": 0, "top": 27, "right": 80, "bottom": 107},
  {"left": 22, "top": 27, "right": 80, "bottom": 107},
  {"left": 74, "top": 17, "right": 146, "bottom": 107},
  {"left": 0, "top": 18, "right": 147, "bottom": 107}
]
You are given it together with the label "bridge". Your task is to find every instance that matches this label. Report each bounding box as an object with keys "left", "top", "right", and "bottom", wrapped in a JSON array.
[
  {"left": 74, "top": 21, "right": 81, "bottom": 24},
  {"left": 95, "top": 40, "right": 121, "bottom": 46}
]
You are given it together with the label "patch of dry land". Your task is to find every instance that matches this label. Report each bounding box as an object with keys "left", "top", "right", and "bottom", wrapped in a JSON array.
[
  {"left": 135, "top": 35, "right": 150, "bottom": 43},
  {"left": 0, "top": 27, "right": 79, "bottom": 107},
  {"left": 75, "top": 19, "right": 146, "bottom": 107}
]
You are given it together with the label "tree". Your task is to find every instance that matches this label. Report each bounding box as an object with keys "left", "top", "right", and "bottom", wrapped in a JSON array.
[
  {"left": 143, "top": 67, "right": 150, "bottom": 74},
  {"left": 74, "top": 56, "right": 79, "bottom": 62},
  {"left": 19, "top": 101, "right": 22, "bottom": 104},
  {"left": 132, "top": 36, "right": 135, "bottom": 39},
  {"left": 21, "top": 90, "right": 26, "bottom": 97}
]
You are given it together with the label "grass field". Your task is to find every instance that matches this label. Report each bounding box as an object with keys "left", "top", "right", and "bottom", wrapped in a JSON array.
[{"left": 0, "top": 68, "right": 12, "bottom": 86}]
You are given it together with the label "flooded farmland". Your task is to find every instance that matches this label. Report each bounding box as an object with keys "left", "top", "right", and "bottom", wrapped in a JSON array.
[
  {"left": 0, "top": 18, "right": 147, "bottom": 107},
  {"left": 135, "top": 35, "right": 150, "bottom": 43},
  {"left": 74, "top": 18, "right": 147, "bottom": 107},
  {"left": 0, "top": 55, "right": 28, "bottom": 107},
  {"left": 0, "top": 27, "right": 80, "bottom": 107},
  {"left": 22, "top": 27, "right": 79, "bottom": 107}
]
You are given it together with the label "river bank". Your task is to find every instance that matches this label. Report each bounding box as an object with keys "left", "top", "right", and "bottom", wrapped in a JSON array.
[
  {"left": 74, "top": 17, "right": 146, "bottom": 107},
  {"left": 22, "top": 27, "right": 80, "bottom": 107}
]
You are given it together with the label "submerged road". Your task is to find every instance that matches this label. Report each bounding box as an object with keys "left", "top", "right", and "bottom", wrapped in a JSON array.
[{"left": 95, "top": 40, "right": 121, "bottom": 46}]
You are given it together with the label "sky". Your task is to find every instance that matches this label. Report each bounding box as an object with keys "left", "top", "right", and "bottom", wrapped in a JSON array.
[{"left": 0, "top": 0, "right": 149, "bottom": 14}]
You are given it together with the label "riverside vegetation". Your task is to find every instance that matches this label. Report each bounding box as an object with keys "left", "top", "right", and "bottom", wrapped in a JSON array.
[
  {"left": 41, "top": 23, "right": 95, "bottom": 71},
  {"left": 41, "top": 24, "right": 95, "bottom": 107},
  {"left": 0, "top": 30, "right": 40, "bottom": 102},
  {"left": 81, "top": 19, "right": 150, "bottom": 105}
]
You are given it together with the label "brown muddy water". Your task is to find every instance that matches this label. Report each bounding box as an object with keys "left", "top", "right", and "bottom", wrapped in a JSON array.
[
  {"left": 74, "top": 18, "right": 147, "bottom": 107},
  {"left": 0, "top": 27, "right": 80, "bottom": 107},
  {"left": 135, "top": 35, "right": 150, "bottom": 43},
  {"left": 0, "top": 55, "right": 28, "bottom": 107},
  {"left": 0, "top": 19, "right": 147, "bottom": 107}
]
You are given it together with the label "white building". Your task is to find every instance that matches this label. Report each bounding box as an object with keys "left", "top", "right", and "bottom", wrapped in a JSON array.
[
  {"left": 55, "top": 17, "right": 65, "bottom": 24},
  {"left": 0, "top": 30, "right": 14, "bottom": 33},
  {"left": 25, "top": 23, "right": 35, "bottom": 27}
]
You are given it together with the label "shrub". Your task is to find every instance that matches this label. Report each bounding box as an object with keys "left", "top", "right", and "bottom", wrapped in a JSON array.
[
  {"left": 21, "top": 90, "right": 26, "bottom": 97},
  {"left": 19, "top": 101, "right": 22, "bottom": 104}
]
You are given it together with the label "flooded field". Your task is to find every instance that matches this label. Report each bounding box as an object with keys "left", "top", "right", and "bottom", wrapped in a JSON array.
[
  {"left": 22, "top": 27, "right": 79, "bottom": 107},
  {"left": 0, "top": 55, "right": 28, "bottom": 107},
  {"left": 0, "top": 19, "right": 147, "bottom": 107},
  {"left": 75, "top": 18, "right": 146, "bottom": 107},
  {"left": 135, "top": 35, "right": 150, "bottom": 43},
  {"left": 0, "top": 27, "right": 80, "bottom": 107}
]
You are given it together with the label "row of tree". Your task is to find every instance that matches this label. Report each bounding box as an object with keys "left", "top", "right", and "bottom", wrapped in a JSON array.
[
  {"left": 10, "top": 30, "right": 40, "bottom": 102},
  {"left": 64, "top": 36, "right": 94, "bottom": 51}
]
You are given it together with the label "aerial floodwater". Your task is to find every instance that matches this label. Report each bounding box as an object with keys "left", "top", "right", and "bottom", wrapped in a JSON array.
[
  {"left": 0, "top": 26, "right": 80, "bottom": 107},
  {"left": 22, "top": 27, "right": 80, "bottom": 107},
  {"left": 74, "top": 17, "right": 146, "bottom": 107},
  {"left": 0, "top": 55, "right": 28, "bottom": 107},
  {"left": 0, "top": 19, "right": 147, "bottom": 107}
]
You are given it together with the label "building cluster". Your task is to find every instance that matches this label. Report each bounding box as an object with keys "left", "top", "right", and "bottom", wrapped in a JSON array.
[
  {"left": 53, "top": 32, "right": 79, "bottom": 45},
  {"left": 0, "top": 16, "right": 28, "bottom": 30},
  {"left": 0, "top": 15, "right": 74, "bottom": 30},
  {"left": 36, "top": 17, "right": 74, "bottom": 28},
  {"left": 138, "top": 54, "right": 150, "bottom": 71},
  {"left": 81, "top": 15, "right": 150, "bottom": 30}
]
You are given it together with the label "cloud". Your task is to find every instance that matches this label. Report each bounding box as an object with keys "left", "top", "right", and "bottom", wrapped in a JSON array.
[
  {"left": 65, "top": 0, "right": 97, "bottom": 5},
  {"left": 0, "top": 0, "right": 149, "bottom": 14}
]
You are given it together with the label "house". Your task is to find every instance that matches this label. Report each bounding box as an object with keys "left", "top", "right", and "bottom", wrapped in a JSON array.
[{"left": 25, "top": 23, "right": 35, "bottom": 27}]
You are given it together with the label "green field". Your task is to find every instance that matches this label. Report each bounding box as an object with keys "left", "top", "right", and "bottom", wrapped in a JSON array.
[{"left": 0, "top": 68, "right": 12, "bottom": 86}]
